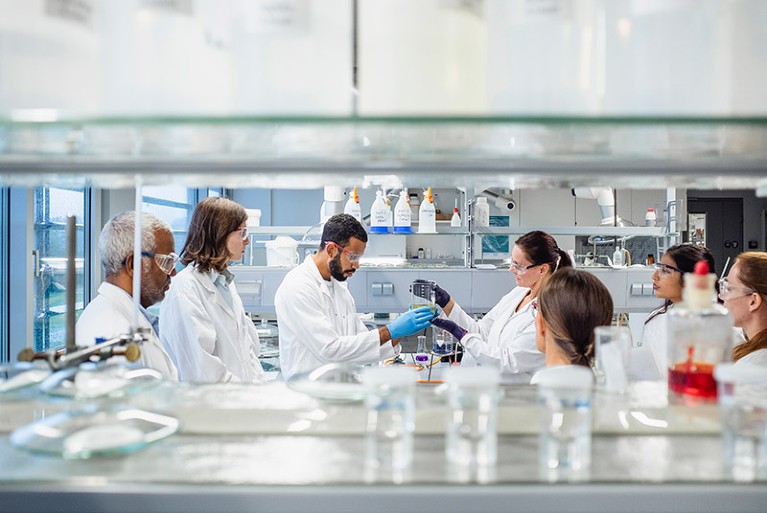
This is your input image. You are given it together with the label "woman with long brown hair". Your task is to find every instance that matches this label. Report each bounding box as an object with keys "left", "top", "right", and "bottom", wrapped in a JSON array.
[
  {"left": 720, "top": 252, "right": 767, "bottom": 367},
  {"left": 160, "top": 197, "right": 266, "bottom": 383},
  {"left": 534, "top": 268, "right": 614, "bottom": 369}
]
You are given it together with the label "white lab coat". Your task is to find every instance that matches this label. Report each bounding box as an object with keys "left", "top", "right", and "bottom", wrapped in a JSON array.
[
  {"left": 159, "top": 264, "right": 266, "bottom": 384},
  {"left": 632, "top": 306, "right": 670, "bottom": 381},
  {"left": 447, "top": 286, "right": 544, "bottom": 383},
  {"left": 275, "top": 256, "right": 398, "bottom": 381},
  {"left": 76, "top": 282, "right": 179, "bottom": 381},
  {"left": 735, "top": 348, "right": 767, "bottom": 368}
]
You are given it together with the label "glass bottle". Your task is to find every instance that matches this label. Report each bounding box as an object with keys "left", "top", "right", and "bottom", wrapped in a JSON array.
[{"left": 667, "top": 261, "right": 733, "bottom": 402}]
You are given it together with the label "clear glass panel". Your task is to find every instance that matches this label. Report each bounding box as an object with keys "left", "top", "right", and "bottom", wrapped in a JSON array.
[
  {"left": 0, "top": 187, "right": 7, "bottom": 361},
  {"left": 33, "top": 187, "right": 86, "bottom": 352}
]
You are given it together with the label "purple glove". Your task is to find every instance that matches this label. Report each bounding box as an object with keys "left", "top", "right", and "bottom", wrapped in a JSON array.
[
  {"left": 433, "top": 284, "right": 451, "bottom": 309},
  {"left": 431, "top": 318, "right": 467, "bottom": 342}
]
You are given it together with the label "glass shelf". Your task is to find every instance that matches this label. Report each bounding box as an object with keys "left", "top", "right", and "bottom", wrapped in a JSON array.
[{"left": 1, "top": 116, "right": 766, "bottom": 191}]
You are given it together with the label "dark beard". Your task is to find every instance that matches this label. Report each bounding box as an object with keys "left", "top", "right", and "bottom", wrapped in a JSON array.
[{"left": 329, "top": 252, "right": 352, "bottom": 282}]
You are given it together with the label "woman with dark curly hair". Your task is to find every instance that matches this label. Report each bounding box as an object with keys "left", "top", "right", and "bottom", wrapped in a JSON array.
[{"left": 160, "top": 197, "right": 266, "bottom": 383}]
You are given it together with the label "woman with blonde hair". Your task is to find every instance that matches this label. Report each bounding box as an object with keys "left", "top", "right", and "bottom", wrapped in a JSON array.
[
  {"left": 719, "top": 252, "right": 767, "bottom": 367},
  {"left": 534, "top": 268, "right": 614, "bottom": 369},
  {"left": 161, "top": 197, "right": 266, "bottom": 383}
]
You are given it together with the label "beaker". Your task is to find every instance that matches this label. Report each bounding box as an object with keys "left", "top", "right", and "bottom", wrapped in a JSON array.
[{"left": 410, "top": 279, "right": 437, "bottom": 313}]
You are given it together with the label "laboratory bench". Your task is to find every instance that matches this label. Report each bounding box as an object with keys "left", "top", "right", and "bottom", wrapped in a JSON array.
[{"left": 0, "top": 380, "right": 765, "bottom": 513}]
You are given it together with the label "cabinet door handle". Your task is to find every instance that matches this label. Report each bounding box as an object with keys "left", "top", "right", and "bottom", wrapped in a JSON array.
[{"left": 32, "top": 249, "right": 41, "bottom": 278}]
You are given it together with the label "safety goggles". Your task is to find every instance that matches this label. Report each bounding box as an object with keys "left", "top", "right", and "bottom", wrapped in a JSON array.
[
  {"left": 325, "top": 241, "right": 363, "bottom": 263},
  {"left": 141, "top": 252, "right": 179, "bottom": 275},
  {"left": 510, "top": 261, "right": 541, "bottom": 275},
  {"left": 235, "top": 226, "right": 249, "bottom": 241},
  {"left": 718, "top": 277, "right": 756, "bottom": 301},
  {"left": 653, "top": 262, "right": 683, "bottom": 277}
]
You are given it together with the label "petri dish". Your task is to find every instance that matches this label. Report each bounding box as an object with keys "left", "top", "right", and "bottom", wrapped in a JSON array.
[
  {"left": 0, "top": 362, "right": 51, "bottom": 398},
  {"left": 287, "top": 363, "right": 367, "bottom": 403},
  {"left": 10, "top": 406, "right": 180, "bottom": 459},
  {"left": 40, "top": 364, "right": 163, "bottom": 399}
]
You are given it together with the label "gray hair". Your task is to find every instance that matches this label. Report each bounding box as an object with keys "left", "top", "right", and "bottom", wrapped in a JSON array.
[{"left": 100, "top": 211, "right": 173, "bottom": 276}]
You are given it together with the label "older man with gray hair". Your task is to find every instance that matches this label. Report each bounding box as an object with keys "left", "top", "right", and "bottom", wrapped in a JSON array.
[{"left": 76, "top": 211, "right": 179, "bottom": 380}]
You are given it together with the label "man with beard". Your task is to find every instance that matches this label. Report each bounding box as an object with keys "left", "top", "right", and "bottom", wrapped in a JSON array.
[
  {"left": 76, "top": 211, "right": 179, "bottom": 380},
  {"left": 275, "top": 214, "right": 434, "bottom": 380}
]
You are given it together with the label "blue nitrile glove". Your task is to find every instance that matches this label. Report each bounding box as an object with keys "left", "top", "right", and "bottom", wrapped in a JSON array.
[
  {"left": 431, "top": 318, "right": 468, "bottom": 342},
  {"left": 387, "top": 307, "right": 435, "bottom": 340}
]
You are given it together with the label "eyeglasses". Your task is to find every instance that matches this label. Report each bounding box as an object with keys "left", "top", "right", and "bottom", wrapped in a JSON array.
[
  {"left": 510, "top": 261, "right": 541, "bottom": 275},
  {"left": 324, "top": 241, "right": 363, "bottom": 263},
  {"left": 141, "top": 252, "right": 179, "bottom": 275},
  {"left": 235, "top": 226, "right": 248, "bottom": 240},
  {"left": 718, "top": 277, "right": 756, "bottom": 300},
  {"left": 653, "top": 262, "right": 683, "bottom": 277}
]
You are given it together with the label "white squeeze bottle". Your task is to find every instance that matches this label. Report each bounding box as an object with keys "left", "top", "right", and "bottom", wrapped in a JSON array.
[
  {"left": 645, "top": 208, "right": 657, "bottom": 227},
  {"left": 394, "top": 189, "right": 413, "bottom": 234},
  {"left": 418, "top": 187, "right": 437, "bottom": 233},
  {"left": 344, "top": 186, "right": 362, "bottom": 222},
  {"left": 474, "top": 196, "right": 490, "bottom": 227},
  {"left": 370, "top": 190, "right": 389, "bottom": 234},
  {"left": 450, "top": 199, "right": 461, "bottom": 227}
]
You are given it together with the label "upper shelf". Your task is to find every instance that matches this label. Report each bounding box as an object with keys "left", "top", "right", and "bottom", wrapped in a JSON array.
[{"left": 1, "top": 116, "right": 766, "bottom": 191}]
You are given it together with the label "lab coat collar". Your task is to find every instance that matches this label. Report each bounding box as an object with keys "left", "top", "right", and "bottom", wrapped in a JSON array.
[
  {"left": 96, "top": 282, "right": 154, "bottom": 333},
  {"left": 303, "top": 255, "right": 346, "bottom": 298},
  {"left": 187, "top": 264, "right": 239, "bottom": 321}
]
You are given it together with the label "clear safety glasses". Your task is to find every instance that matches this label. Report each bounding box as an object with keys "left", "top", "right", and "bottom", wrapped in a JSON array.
[
  {"left": 653, "top": 262, "right": 684, "bottom": 277},
  {"left": 325, "top": 241, "right": 363, "bottom": 263},
  {"left": 510, "top": 261, "right": 541, "bottom": 275},
  {"left": 141, "top": 252, "right": 179, "bottom": 275},
  {"left": 235, "top": 226, "right": 249, "bottom": 240},
  {"left": 718, "top": 277, "right": 756, "bottom": 301}
]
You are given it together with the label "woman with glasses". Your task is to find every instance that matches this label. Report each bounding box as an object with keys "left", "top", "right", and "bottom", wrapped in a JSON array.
[
  {"left": 430, "top": 230, "right": 572, "bottom": 383},
  {"left": 634, "top": 243, "right": 717, "bottom": 379},
  {"left": 720, "top": 252, "right": 767, "bottom": 368},
  {"left": 160, "top": 197, "right": 266, "bottom": 383}
]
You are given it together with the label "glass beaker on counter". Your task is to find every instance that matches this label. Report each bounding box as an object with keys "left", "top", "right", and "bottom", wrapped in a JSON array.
[{"left": 433, "top": 330, "right": 454, "bottom": 355}]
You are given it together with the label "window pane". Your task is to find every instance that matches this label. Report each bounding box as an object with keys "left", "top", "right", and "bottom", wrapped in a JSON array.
[
  {"left": 0, "top": 188, "right": 7, "bottom": 361},
  {"left": 33, "top": 187, "right": 86, "bottom": 352},
  {"left": 142, "top": 186, "right": 195, "bottom": 254}
]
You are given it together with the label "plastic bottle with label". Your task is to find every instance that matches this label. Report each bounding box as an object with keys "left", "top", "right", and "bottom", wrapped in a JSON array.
[
  {"left": 645, "top": 208, "right": 657, "bottom": 227},
  {"left": 370, "top": 190, "right": 390, "bottom": 233},
  {"left": 474, "top": 196, "right": 490, "bottom": 227},
  {"left": 344, "top": 186, "right": 362, "bottom": 223},
  {"left": 418, "top": 187, "right": 437, "bottom": 233},
  {"left": 394, "top": 189, "right": 413, "bottom": 233},
  {"left": 612, "top": 245, "right": 624, "bottom": 267}
]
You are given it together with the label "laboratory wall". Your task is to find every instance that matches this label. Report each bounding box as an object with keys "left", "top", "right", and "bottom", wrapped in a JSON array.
[{"left": 686, "top": 189, "right": 767, "bottom": 251}]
